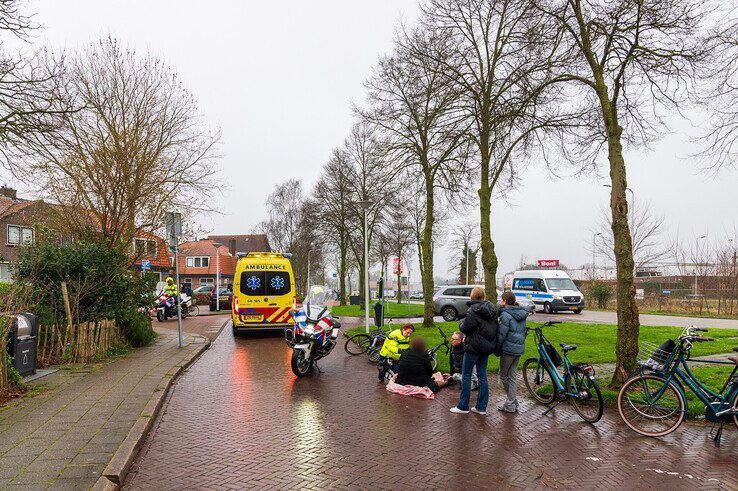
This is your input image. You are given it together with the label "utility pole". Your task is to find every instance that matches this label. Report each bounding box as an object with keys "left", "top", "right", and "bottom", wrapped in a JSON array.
[
  {"left": 465, "top": 245, "right": 470, "bottom": 285},
  {"left": 213, "top": 242, "right": 222, "bottom": 311},
  {"left": 166, "top": 212, "right": 183, "bottom": 348},
  {"left": 357, "top": 200, "right": 372, "bottom": 334},
  {"left": 307, "top": 249, "right": 311, "bottom": 293},
  {"left": 694, "top": 235, "right": 707, "bottom": 296},
  {"left": 593, "top": 232, "right": 602, "bottom": 280}
]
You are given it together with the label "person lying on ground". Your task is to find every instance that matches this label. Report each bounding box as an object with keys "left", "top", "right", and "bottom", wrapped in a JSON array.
[
  {"left": 377, "top": 323, "right": 414, "bottom": 382},
  {"left": 396, "top": 336, "right": 449, "bottom": 394},
  {"left": 447, "top": 331, "right": 478, "bottom": 390}
]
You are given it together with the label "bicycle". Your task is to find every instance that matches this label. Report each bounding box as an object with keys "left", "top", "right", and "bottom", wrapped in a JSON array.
[
  {"left": 427, "top": 325, "right": 450, "bottom": 372},
  {"left": 522, "top": 321, "right": 604, "bottom": 423},
  {"left": 344, "top": 320, "right": 395, "bottom": 363},
  {"left": 617, "top": 326, "right": 738, "bottom": 444}
]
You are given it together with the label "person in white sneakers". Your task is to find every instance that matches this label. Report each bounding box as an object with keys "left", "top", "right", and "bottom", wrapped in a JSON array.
[{"left": 450, "top": 287, "right": 498, "bottom": 415}]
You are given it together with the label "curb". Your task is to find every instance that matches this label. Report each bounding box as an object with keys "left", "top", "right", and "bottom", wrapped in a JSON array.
[{"left": 92, "top": 325, "right": 221, "bottom": 490}]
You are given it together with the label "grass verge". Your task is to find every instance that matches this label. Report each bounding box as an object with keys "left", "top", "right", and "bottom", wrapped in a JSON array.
[{"left": 333, "top": 302, "right": 424, "bottom": 318}]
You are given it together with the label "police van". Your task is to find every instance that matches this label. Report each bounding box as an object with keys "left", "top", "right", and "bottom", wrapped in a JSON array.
[
  {"left": 232, "top": 252, "right": 296, "bottom": 333},
  {"left": 511, "top": 270, "right": 584, "bottom": 314}
]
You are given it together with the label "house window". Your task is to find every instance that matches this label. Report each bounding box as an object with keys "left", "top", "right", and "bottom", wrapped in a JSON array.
[
  {"left": 133, "top": 238, "right": 157, "bottom": 256},
  {"left": 186, "top": 256, "right": 210, "bottom": 268},
  {"left": 183, "top": 278, "right": 192, "bottom": 286},
  {"left": 7, "top": 225, "right": 34, "bottom": 246},
  {"left": 0, "top": 263, "right": 12, "bottom": 282},
  {"left": 200, "top": 278, "right": 214, "bottom": 286}
]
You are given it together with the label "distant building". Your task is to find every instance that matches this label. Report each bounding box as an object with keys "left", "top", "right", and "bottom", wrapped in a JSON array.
[
  {"left": 174, "top": 239, "right": 238, "bottom": 290},
  {"left": 206, "top": 234, "right": 270, "bottom": 256}
]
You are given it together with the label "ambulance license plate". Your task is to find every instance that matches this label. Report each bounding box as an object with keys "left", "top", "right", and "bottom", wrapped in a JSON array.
[{"left": 244, "top": 314, "right": 263, "bottom": 322}]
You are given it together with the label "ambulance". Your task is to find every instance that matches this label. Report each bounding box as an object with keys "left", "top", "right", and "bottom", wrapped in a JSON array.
[{"left": 232, "top": 252, "right": 296, "bottom": 333}]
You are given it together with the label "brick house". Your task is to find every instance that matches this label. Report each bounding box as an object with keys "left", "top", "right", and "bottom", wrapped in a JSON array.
[
  {"left": 174, "top": 234, "right": 270, "bottom": 291},
  {"left": 0, "top": 186, "right": 172, "bottom": 282}
]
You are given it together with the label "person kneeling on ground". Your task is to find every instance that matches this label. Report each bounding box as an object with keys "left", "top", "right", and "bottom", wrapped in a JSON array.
[
  {"left": 378, "top": 323, "right": 414, "bottom": 382},
  {"left": 496, "top": 291, "right": 528, "bottom": 413},
  {"left": 396, "top": 337, "right": 449, "bottom": 393},
  {"left": 448, "top": 332, "right": 478, "bottom": 390}
]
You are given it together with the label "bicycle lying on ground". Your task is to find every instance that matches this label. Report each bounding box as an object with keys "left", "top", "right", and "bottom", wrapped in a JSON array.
[
  {"left": 344, "top": 320, "right": 396, "bottom": 363},
  {"left": 617, "top": 326, "right": 738, "bottom": 444},
  {"left": 427, "top": 324, "right": 450, "bottom": 372},
  {"left": 522, "top": 321, "right": 604, "bottom": 423}
]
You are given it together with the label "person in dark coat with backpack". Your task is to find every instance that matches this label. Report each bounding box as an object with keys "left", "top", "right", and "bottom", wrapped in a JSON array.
[
  {"left": 496, "top": 291, "right": 528, "bottom": 413},
  {"left": 450, "top": 287, "right": 499, "bottom": 415}
]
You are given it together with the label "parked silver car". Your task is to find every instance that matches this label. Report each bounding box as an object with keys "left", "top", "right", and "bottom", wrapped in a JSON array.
[{"left": 433, "top": 285, "right": 535, "bottom": 321}]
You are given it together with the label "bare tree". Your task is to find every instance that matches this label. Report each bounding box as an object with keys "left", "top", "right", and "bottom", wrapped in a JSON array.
[
  {"left": 534, "top": 0, "right": 712, "bottom": 384},
  {"left": 23, "top": 36, "right": 220, "bottom": 247},
  {"left": 419, "top": 0, "right": 572, "bottom": 302},
  {"left": 344, "top": 121, "right": 399, "bottom": 307},
  {"left": 0, "top": 1, "right": 75, "bottom": 176},
  {"left": 313, "top": 148, "right": 354, "bottom": 305},
  {"left": 377, "top": 204, "right": 416, "bottom": 304},
  {"left": 593, "top": 198, "right": 669, "bottom": 270},
  {"left": 361, "top": 25, "right": 467, "bottom": 325},
  {"left": 448, "top": 219, "right": 480, "bottom": 284}
]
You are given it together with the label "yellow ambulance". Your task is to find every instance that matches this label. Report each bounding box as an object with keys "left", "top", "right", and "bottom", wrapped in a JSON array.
[{"left": 232, "top": 252, "right": 295, "bottom": 333}]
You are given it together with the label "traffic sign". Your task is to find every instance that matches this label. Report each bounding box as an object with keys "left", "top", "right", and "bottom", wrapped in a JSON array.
[
  {"left": 392, "top": 257, "right": 404, "bottom": 275},
  {"left": 332, "top": 272, "right": 338, "bottom": 278},
  {"left": 141, "top": 259, "right": 151, "bottom": 270}
]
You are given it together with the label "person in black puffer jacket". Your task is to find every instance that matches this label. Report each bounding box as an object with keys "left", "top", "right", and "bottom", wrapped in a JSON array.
[
  {"left": 396, "top": 337, "right": 449, "bottom": 393},
  {"left": 450, "top": 287, "right": 499, "bottom": 415}
]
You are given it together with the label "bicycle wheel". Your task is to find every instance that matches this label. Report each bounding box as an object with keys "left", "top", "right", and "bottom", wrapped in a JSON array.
[
  {"left": 522, "top": 357, "right": 558, "bottom": 404},
  {"left": 617, "top": 373, "right": 686, "bottom": 437},
  {"left": 566, "top": 366, "right": 603, "bottom": 423},
  {"left": 367, "top": 347, "right": 382, "bottom": 363},
  {"left": 732, "top": 391, "right": 738, "bottom": 429},
  {"left": 344, "top": 334, "right": 372, "bottom": 355},
  {"left": 188, "top": 304, "right": 200, "bottom": 317}
]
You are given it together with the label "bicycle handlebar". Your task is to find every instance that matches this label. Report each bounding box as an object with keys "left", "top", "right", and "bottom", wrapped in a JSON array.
[{"left": 690, "top": 335, "right": 716, "bottom": 342}]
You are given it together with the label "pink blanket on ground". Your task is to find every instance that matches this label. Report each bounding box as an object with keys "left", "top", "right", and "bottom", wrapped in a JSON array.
[{"left": 385, "top": 372, "right": 445, "bottom": 400}]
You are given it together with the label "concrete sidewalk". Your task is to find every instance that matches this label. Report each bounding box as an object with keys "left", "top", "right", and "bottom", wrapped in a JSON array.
[{"left": 0, "top": 326, "right": 214, "bottom": 490}]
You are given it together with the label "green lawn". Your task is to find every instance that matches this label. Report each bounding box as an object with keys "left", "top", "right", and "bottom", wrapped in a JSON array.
[
  {"left": 349, "top": 321, "right": 738, "bottom": 375},
  {"left": 332, "top": 302, "right": 424, "bottom": 318}
]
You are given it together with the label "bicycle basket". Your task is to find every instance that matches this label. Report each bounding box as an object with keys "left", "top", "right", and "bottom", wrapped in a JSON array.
[
  {"left": 544, "top": 343, "right": 563, "bottom": 367},
  {"left": 638, "top": 339, "right": 677, "bottom": 372}
]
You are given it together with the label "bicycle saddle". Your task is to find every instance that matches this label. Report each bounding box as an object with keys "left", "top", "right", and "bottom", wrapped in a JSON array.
[{"left": 560, "top": 343, "right": 577, "bottom": 352}]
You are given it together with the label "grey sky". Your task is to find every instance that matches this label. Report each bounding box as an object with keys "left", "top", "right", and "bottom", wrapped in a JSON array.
[{"left": 21, "top": 0, "right": 738, "bottom": 281}]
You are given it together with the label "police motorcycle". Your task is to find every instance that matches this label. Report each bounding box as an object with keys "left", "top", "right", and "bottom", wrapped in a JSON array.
[
  {"left": 285, "top": 285, "right": 341, "bottom": 377},
  {"left": 154, "top": 282, "right": 194, "bottom": 322}
]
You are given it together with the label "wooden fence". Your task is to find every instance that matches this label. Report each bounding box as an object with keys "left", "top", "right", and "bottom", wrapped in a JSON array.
[{"left": 37, "top": 319, "right": 120, "bottom": 366}]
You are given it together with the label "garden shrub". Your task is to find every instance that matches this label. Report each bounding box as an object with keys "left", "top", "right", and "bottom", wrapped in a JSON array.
[
  {"left": 589, "top": 281, "right": 614, "bottom": 309},
  {"left": 119, "top": 310, "right": 157, "bottom": 347}
]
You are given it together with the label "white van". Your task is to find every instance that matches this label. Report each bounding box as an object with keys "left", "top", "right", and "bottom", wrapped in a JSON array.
[{"left": 511, "top": 270, "right": 584, "bottom": 314}]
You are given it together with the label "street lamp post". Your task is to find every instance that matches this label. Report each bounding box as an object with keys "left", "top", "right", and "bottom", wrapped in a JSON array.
[
  {"left": 307, "top": 249, "right": 311, "bottom": 293},
  {"left": 213, "top": 242, "right": 222, "bottom": 311},
  {"left": 592, "top": 232, "right": 602, "bottom": 279},
  {"left": 357, "top": 200, "right": 372, "bottom": 334},
  {"left": 694, "top": 235, "right": 707, "bottom": 296}
]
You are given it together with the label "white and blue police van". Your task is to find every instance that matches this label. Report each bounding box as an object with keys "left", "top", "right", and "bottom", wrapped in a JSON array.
[{"left": 511, "top": 270, "right": 584, "bottom": 314}]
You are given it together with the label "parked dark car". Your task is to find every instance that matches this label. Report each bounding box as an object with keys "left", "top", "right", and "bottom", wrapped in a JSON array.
[{"left": 209, "top": 286, "right": 233, "bottom": 311}]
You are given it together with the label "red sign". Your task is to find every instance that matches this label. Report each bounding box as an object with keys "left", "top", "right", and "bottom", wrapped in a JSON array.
[
  {"left": 392, "top": 257, "right": 404, "bottom": 275},
  {"left": 538, "top": 259, "right": 559, "bottom": 268}
]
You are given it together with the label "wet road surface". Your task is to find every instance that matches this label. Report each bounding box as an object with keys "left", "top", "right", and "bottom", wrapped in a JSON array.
[{"left": 125, "top": 323, "right": 738, "bottom": 490}]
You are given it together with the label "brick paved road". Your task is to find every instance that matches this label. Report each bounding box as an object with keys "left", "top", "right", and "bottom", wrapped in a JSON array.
[
  {"left": 153, "top": 313, "right": 229, "bottom": 340},
  {"left": 126, "top": 323, "right": 738, "bottom": 490}
]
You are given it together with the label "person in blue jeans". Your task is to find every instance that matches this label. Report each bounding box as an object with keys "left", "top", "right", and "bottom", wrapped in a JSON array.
[{"left": 450, "top": 287, "right": 499, "bottom": 415}]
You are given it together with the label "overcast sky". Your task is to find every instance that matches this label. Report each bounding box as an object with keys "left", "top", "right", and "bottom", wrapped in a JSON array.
[{"left": 20, "top": 0, "right": 738, "bottom": 281}]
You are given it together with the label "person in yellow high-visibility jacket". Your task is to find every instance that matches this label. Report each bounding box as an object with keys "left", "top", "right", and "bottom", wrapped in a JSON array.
[
  {"left": 378, "top": 323, "right": 414, "bottom": 382},
  {"left": 163, "top": 277, "right": 178, "bottom": 297}
]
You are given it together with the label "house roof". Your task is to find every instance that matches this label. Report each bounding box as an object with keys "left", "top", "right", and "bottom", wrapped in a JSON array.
[
  {"left": 207, "top": 234, "right": 270, "bottom": 254},
  {"left": 0, "top": 196, "right": 40, "bottom": 220}
]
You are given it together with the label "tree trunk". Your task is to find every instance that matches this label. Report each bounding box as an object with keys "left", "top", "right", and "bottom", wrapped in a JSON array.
[
  {"left": 421, "top": 180, "right": 435, "bottom": 327},
  {"left": 339, "top": 240, "right": 347, "bottom": 306},
  {"left": 396, "top": 257, "right": 403, "bottom": 304},
  {"left": 602, "top": 103, "right": 640, "bottom": 387},
  {"left": 478, "top": 155, "right": 498, "bottom": 302}
]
